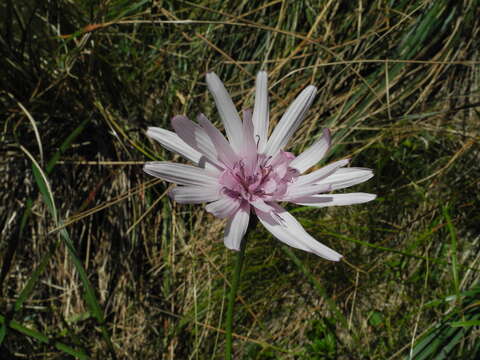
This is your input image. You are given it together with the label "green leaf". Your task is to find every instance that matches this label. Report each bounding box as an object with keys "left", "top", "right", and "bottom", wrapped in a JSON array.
[
  {"left": 450, "top": 320, "right": 480, "bottom": 328},
  {"left": 21, "top": 145, "right": 58, "bottom": 222},
  {"left": 368, "top": 311, "right": 384, "bottom": 327},
  {"left": 22, "top": 147, "right": 116, "bottom": 357},
  {"left": 0, "top": 313, "right": 88, "bottom": 359}
]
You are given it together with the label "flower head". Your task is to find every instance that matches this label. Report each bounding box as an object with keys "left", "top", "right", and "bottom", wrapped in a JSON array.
[{"left": 144, "top": 72, "right": 376, "bottom": 261}]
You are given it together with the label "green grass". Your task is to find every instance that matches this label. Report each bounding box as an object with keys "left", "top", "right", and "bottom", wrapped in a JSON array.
[{"left": 1, "top": 0, "right": 479, "bottom": 358}]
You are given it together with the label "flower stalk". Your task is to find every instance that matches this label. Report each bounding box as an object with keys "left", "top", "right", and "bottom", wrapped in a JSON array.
[{"left": 225, "top": 217, "right": 257, "bottom": 360}]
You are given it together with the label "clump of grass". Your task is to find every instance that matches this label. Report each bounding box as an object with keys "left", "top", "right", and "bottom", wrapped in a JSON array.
[{"left": 1, "top": 0, "right": 479, "bottom": 359}]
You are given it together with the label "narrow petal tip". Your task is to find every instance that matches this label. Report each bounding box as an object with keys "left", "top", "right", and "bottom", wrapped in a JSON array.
[
  {"left": 205, "top": 71, "right": 244, "bottom": 152},
  {"left": 143, "top": 163, "right": 154, "bottom": 175},
  {"left": 206, "top": 72, "right": 220, "bottom": 88},
  {"left": 145, "top": 127, "right": 156, "bottom": 137},
  {"left": 256, "top": 71, "right": 267, "bottom": 80},
  {"left": 146, "top": 126, "right": 167, "bottom": 139},
  {"left": 332, "top": 254, "right": 343, "bottom": 262},
  {"left": 171, "top": 114, "right": 188, "bottom": 127},
  {"left": 323, "top": 128, "right": 331, "bottom": 141},
  {"left": 304, "top": 85, "right": 318, "bottom": 97}
]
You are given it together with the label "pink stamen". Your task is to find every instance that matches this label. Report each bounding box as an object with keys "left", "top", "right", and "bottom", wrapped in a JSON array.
[{"left": 219, "top": 151, "right": 298, "bottom": 203}]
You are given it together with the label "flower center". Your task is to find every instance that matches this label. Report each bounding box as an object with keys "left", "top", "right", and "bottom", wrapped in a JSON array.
[{"left": 219, "top": 151, "right": 299, "bottom": 202}]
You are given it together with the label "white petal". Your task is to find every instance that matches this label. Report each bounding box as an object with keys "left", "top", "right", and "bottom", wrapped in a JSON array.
[
  {"left": 249, "top": 198, "right": 276, "bottom": 213},
  {"left": 316, "top": 167, "right": 374, "bottom": 190},
  {"left": 197, "top": 114, "right": 239, "bottom": 168},
  {"left": 292, "top": 193, "right": 377, "bottom": 207},
  {"left": 143, "top": 162, "right": 218, "bottom": 186},
  {"left": 256, "top": 205, "right": 342, "bottom": 261},
  {"left": 169, "top": 185, "right": 221, "bottom": 204},
  {"left": 283, "top": 183, "right": 332, "bottom": 200},
  {"left": 205, "top": 197, "right": 241, "bottom": 219},
  {"left": 256, "top": 209, "right": 310, "bottom": 252},
  {"left": 289, "top": 128, "right": 331, "bottom": 173},
  {"left": 206, "top": 72, "right": 243, "bottom": 153},
  {"left": 171, "top": 115, "right": 221, "bottom": 168},
  {"left": 294, "top": 159, "right": 350, "bottom": 187},
  {"left": 283, "top": 159, "right": 349, "bottom": 200},
  {"left": 264, "top": 85, "right": 317, "bottom": 157},
  {"left": 224, "top": 204, "right": 250, "bottom": 250},
  {"left": 252, "top": 71, "right": 269, "bottom": 152},
  {"left": 146, "top": 127, "right": 203, "bottom": 165}
]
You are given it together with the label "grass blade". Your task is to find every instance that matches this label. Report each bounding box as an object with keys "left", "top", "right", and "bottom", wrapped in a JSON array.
[{"left": 0, "top": 314, "right": 88, "bottom": 359}]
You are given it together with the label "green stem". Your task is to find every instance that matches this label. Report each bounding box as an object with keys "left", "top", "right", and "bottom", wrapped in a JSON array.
[
  {"left": 225, "top": 239, "right": 246, "bottom": 360},
  {"left": 225, "top": 217, "right": 257, "bottom": 360}
]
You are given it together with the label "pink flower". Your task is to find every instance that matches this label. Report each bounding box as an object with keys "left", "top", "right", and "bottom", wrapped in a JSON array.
[{"left": 144, "top": 72, "right": 376, "bottom": 261}]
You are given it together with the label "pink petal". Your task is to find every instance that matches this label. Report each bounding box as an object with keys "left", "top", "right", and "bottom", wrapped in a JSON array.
[
  {"left": 206, "top": 72, "right": 244, "bottom": 153},
  {"left": 171, "top": 115, "right": 222, "bottom": 168},
  {"left": 241, "top": 108, "right": 258, "bottom": 169},
  {"left": 252, "top": 71, "right": 269, "bottom": 153},
  {"left": 169, "top": 185, "right": 221, "bottom": 204},
  {"left": 264, "top": 85, "right": 317, "bottom": 157},
  {"left": 224, "top": 203, "right": 250, "bottom": 250},
  {"left": 269, "top": 150, "right": 296, "bottom": 178},
  {"left": 256, "top": 204, "right": 342, "bottom": 261},
  {"left": 289, "top": 129, "right": 331, "bottom": 173},
  {"left": 241, "top": 109, "right": 256, "bottom": 153},
  {"left": 205, "top": 197, "right": 241, "bottom": 219},
  {"left": 143, "top": 162, "right": 218, "bottom": 186},
  {"left": 146, "top": 127, "right": 203, "bottom": 165},
  {"left": 197, "top": 114, "right": 239, "bottom": 168}
]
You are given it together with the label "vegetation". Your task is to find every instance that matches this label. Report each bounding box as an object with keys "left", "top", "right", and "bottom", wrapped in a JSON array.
[{"left": 1, "top": 0, "right": 479, "bottom": 358}]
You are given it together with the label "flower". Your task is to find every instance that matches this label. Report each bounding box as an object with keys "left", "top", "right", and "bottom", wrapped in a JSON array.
[{"left": 144, "top": 71, "right": 376, "bottom": 261}]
